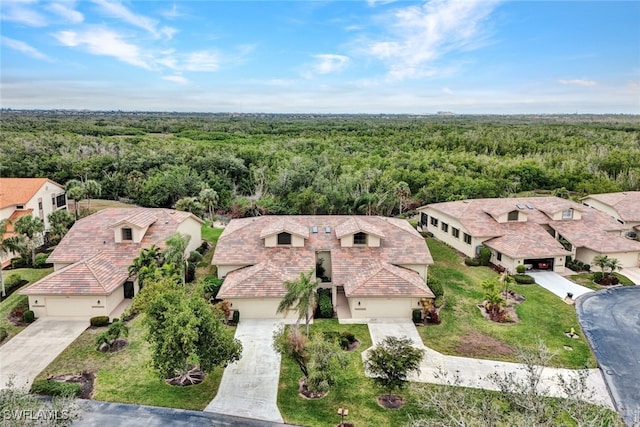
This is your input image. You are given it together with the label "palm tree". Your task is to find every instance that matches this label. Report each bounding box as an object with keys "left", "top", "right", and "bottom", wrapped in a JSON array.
[
  {"left": 83, "top": 179, "right": 102, "bottom": 213},
  {"left": 0, "top": 219, "right": 25, "bottom": 297},
  {"left": 163, "top": 233, "right": 191, "bottom": 285},
  {"left": 66, "top": 184, "right": 86, "bottom": 219},
  {"left": 128, "top": 245, "right": 163, "bottom": 288},
  {"left": 606, "top": 257, "right": 623, "bottom": 277},
  {"left": 277, "top": 269, "right": 320, "bottom": 337},
  {"left": 199, "top": 188, "right": 219, "bottom": 221},
  {"left": 14, "top": 215, "right": 44, "bottom": 267},
  {"left": 592, "top": 255, "right": 614, "bottom": 276}
]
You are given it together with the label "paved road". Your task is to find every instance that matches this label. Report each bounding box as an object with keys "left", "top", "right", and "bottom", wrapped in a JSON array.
[
  {"left": 204, "top": 319, "right": 284, "bottom": 423},
  {"left": 621, "top": 267, "right": 640, "bottom": 285},
  {"left": 577, "top": 286, "right": 640, "bottom": 426},
  {"left": 0, "top": 318, "right": 88, "bottom": 390},
  {"left": 365, "top": 319, "right": 612, "bottom": 408},
  {"left": 529, "top": 271, "right": 592, "bottom": 299}
]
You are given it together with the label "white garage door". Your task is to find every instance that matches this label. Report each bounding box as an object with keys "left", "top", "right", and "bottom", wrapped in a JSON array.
[
  {"left": 44, "top": 296, "right": 94, "bottom": 317},
  {"left": 350, "top": 298, "right": 417, "bottom": 319},
  {"left": 229, "top": 298, "right": 297, "bottom": 319}
]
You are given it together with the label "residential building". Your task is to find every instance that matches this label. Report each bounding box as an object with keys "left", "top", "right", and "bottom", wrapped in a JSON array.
[
  {"left": 581, "top": 192, "right": 640, "bottom": 236},
  {"left": 212, "top": 215, "right": 434, "bottom": 320},
  {"left": 21, "top": 208, "right": 203, "bottom": 318}
]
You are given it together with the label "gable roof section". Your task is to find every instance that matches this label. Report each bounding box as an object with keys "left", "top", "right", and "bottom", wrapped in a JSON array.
[
  {"left": 344, "top": 261, "right": 434, "bottom": 298},
  {"left": 550, "top": 220, "right": 640, "bottom": 253},
  {"left": 218, "top": 261, "right": 297, "bottom": 299},
  {"left": 259, "top": 217, "right": 309, "bottom": 239},
  {"left": 583, "top": 192, "right": 640, "bottom": 222},
  {"left": 335, "top": 217, "right": 385, "bottom": 239},
  {"left": 0, "top": 178, "right": 62, "bottom": 209},
  {"left": 483, "top": 222, "right": 570, "bottom": 258},
  {"left": 110, "top": 209, "right": 158, "bottom": 229}
]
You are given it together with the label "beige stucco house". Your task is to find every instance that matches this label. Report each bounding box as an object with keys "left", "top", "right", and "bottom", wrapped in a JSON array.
[
  {"left": 213, "top": 216, "right": 434, "bottom": 320},
  {"left": 21, "top": 208, "right": 203, "bottom": 318},
  {"left": 0, "top": 178, "right": 67, "bottom": 267},
  {"left": 418, "top": 197, "right": 640, "bottom": 273},
  {"left": 581, "top": 192, "right": 640, "bottom": 236}
]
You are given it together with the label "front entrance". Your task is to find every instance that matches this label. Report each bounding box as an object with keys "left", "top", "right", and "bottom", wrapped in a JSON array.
[{"left": 123, "top": 281, "right": 135, "bottom": 299}]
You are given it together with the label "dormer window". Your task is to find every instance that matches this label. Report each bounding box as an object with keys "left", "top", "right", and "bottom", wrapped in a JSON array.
[
  {"left": 562, "top": 208, "right": 573, "bottom": 219},
  {"left": 277, "top": 232, "right": 292, "bottom": 245},
  {"left": 16, "top": 205, "right": 25, "bottom": 210},
  {"left": 507, "top": 210, "right": 519, "bottom": 221},
  {"left": 122, "top": 228, "right": 133, "bottom": 241},
  {"left": 353, "top": 232, "right": 367, "bottom": 245}
]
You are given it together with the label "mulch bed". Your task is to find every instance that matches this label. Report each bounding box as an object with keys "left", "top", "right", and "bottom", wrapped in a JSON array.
[
  {"left": 455, "top": 332, "right": 516, "bottom": 359},
  {"left": 108, "top": 338, "right": 129, "bottom": 352},
  {"left": 345, "top": 340, "right": 360, "bottom": 351},
  {"left": 377, "top": 394, "right": 404, "bottom": 409},
  {"left": 51, "top": 371, "right": 95, "bottom": 399},
  {"left": 298, "top": 378, "right": 328, "bottom": 400},
  {"left": 477, "top": 291, "right": 525, "bottom": 324}
]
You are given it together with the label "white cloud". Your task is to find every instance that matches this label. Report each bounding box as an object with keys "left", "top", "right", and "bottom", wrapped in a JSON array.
[
  {"left": 304, "top": 54, "right": 350, "bottom": 78},
  {"left": 182, "top": 51, "right": 220, "bottom": 72},
  {"left": 366, "top": 0, "right": 501, "bottom": 80},
  {"left": 47, "top": 2, "right": 84, "bottom": 24},
  {"left": 0, "top": 0, "right": 48, "bottom": 26},
  {"left": 1, "top": 36, "right": 52, "bottom": 61},
  {"left": 92, "top": 0, "right": 176, "bottom": 39},
  {"left": 441, "top": 87, "right": 453, "bottom": 94},
  {"left": 161, "top": 3, "right": 182, "bottom": 20},
  {"left": 54, "top": 27, "right": 152, "bottom": 69},
  {"left": 162, "top": 74, "right": 189, "bottom": 85},
  {"left": 558, "top": 79, "right": 597, "bottom": 87}
]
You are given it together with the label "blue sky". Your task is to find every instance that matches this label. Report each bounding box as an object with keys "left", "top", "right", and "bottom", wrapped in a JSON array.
[{"left": 1, "top": 0, "right": 639, "bottom": 113}]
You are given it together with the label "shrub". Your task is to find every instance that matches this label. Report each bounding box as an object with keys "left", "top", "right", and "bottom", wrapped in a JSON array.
[
  {"left": 232, "top": 310, "right": 240, "bottom": 324},
  {"left": 33, "top": 253, "right": 51, "bottom": 268},
  {"left": 478, "top": 247, "right": 492, "bottom": 266},
  {"left": 203, "top": 276, "right": 224, "bottom": 300},
  {"left": 428, "top": 277, "right": 443, "bottom": 298},
  {"left": 188, "top": 250, "right": 203, "bottom": 264},
  {"left": 583, "top": 264, "right": 591, "bottom": 272},
  {"left": 317, "top": 290, "right": 333, "bottom": 318},
  {"left": 339, "top": 332, "right": 357, "bottom": 350},
  {"left": 412, "top": 308, "right": 423, "bottom": 324},
  {"left": 464, "top": 257, "right": 481, "bottom": 267},
  {"left": 11, "top": 257, "right": 27, "bottom": 269},
  {"left": 420, "top": 231, "right": 433, "bottom": 238},
  {"left": 196, "top": 241, "right": 210, "bottom": 255},
  {"left": 23, "top": 310, "right": 35, "bottom": 323},
  {"left": 111, "top": 318, "right": 119, "bottom": 323},
  {"left": 0, "top": 327, "right": 7, "bottom": 342},
  {"left": 31, "top": 380, "right": 81, "bottom": 397},
  {"left": 593, "top": 272, "right": 604, "bottom": 283},
  {"left": 4, "top": 273, "right": 27, "bottom": 293},
  {"left": 434, "top": 295, "right": 444, "bottom": 308},
  {"left": 90, "top": 316, "right": 110, "bottom": 327},
  {"left": 516, "top": 264, "right": 526, "bottom": 274},
  {"left": 513, "top": 274, "right": 535, "bottom": 284}
]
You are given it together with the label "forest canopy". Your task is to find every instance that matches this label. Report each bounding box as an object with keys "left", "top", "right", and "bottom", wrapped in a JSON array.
[{"left": 1, "top": 111, "right": 639, "bottom": 217}]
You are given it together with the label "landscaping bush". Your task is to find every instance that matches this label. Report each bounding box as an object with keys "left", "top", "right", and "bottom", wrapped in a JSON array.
[
  {"left": 3, "top": 273, "right": 28, "bottom": 294},
  {"left": 339, "top": 331, "right": 357, "bottom": 350},
  {"left": 427, "top": 277, "right": 443, "bottom": 298},
  {"left": 90, "top": 316, "right": 110, "bottom": 327},
  {"left": 583, "top": 264, "right": 591, "bottom": 272},
  {"left": 593, "top": 272, "right": 603, "bottom": 283},
  {"left": 31, "top": 380, "right": 81, "bottom": 397},
  {"left": 516, "top": 264, "right": 526, "bottom": 274},
  {"left": 478, "top": 247, "right": 492, "bottom": 266},
  {"left": 23, "top": 310, "right": 35, "bottom": 323},
  {"left": 434, "top": 295, "right": 444, "bottom": 308},
  {"left": 202, "top": 276, "right": 224, "bottom": 300},
  {"left": 33, "top": 253, "right": 51, "bottom": 268},
  {"left": 420, "top": 231, "right": 433, "bottom": 238},
  {"left": 232, "top": 310, "right": 240, "bottom": 324},
  {"left": 513, "top": 274, "right": 535, "bottom": 284},
  {"left": 188, "top": 250, "right": 203, "bottom": 264},
  {"left": 196, "top": 241, "right": 210, "bottom": 255},
  {"left": 0, "top": 327, "right": 7, "bottom": 342},
  {"left": 464, "top": 257, "right": 481, "bottom": 267},
  {"left": 412, "top": 308, "right": 423, "bottom": 324},
  {"left": 316, "top": 289, "right": 333, "bottom": 318},
  {"left": 11, "top": 257, "right": 27, "bottom": 269}
]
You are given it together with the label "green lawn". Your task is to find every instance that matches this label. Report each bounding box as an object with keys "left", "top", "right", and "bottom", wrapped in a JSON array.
[
  {"left": 36, "top": 314, "right": 224, "bottom": 410},
  {"left": 196, "top": 223, "right": 223, "bottom": 279},
  {"left": 201, "top": 223, "right": 223, "bottom": 245},
  {"left": 419, "top": 239, "right": 595, "bottom": 368},
  {"left": 569, "top": 272, "right": 635, "bottom": 291},
  {"left": 1, "top": 267, "right": 54, "bottom": 343}
]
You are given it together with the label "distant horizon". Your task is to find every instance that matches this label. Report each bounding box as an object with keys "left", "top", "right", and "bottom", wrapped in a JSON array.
[{"left": 2, "top": 1, "right": 638, "bottom": 113}]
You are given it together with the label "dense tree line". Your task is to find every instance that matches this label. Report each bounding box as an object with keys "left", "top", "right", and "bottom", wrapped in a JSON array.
[{"left": 1, "top": 111, "right": 639, "bottom": 217}]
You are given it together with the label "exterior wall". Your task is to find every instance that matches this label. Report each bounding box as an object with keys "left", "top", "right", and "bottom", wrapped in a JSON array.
[
  {"left": 53, "top": 262, "right": 72, "bottom": 271},
  {"left": 494, "top": 210, "right": 527, "bottom": 223},
  {"left": 368, "top": 235, "right": 381, "bottom": 247},
  {"left": 582, "top": 199, "right": 621, "bottom": 222},
  {"left": 177, "top": 218, "right": 203, "bottom": 254},
  {"left": 105, "top": 288, "right": 125, "bottom": 316},
  {"left": 23, "top": 181, "right": 66, "bottom": 231},
  {"left": 225, "top": 298, "right": 299, "bottom": 319},
  {"left": 399, "top": 264, "right": 427, "bottom": 280},
  {"left": 547, "top": 209, "right": 581, "bottom": 221},
  {"left": 113, "top": 224, "right": 148, "bottom": 243},
  {"left": 348, "top": 297, "right": 421, "bottom": 319},
  {"left": 264, "top": 234, "right": 305, "bottom": 247},
  {"left": 576, "top": 248, "right": 639, "bottom": 268},
  {"left": 420, "top": 208, "right": 493, "bottom": 258},
  {"left": 339, "top": 233, "right": 380, "bottom": 248},
  {"left": 0, "top": 206, "right": 14, "bottom": 220},
  {"left": 28, "top": 294, "right": 109, "bottom": 318},
  {"left": 490, "top": 252, "right": 566, "bottom": 273},
  {"left": 217, "top": 264, "right": 250, "bottom": 278}
]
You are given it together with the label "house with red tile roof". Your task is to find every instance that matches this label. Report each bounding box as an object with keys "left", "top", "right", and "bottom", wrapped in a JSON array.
[
  {"left": 21, "top": 208, "right": 203, "bottom": 318},
  {"left": 0, "top": 178, "right": 67, "bottom": 267},
  {"left": 582, "top": 192, "right": 640, "bottom": 236},
  {"left": 418, "top": 197, "right": 640, "bottom": 273},
  {"left": 212, "top": 216, "right": 434, "bottom": 320}
]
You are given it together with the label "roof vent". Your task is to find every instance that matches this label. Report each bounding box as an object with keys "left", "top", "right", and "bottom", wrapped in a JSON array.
[
  {"left": 311, "top": 226, "right": 318, "bottom": 233},
  {"left": 325, "top": 226, "right": 331, "bottom": 233},
  {"left": 526, "top": 204, "right": 534, "bottom": 209},
  {"left": 516, "top": 204, "right": 524, "bottom": 210}
]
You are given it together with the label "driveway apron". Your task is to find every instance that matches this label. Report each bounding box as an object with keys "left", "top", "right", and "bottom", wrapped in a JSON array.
[
  {"left": 204, "top": 319, "right": 284, "bottom": 423},
  {"left": 528, "top": 271, "right": 592, "bottom": 299},
  {"left": 620, "top": 267, "right": 640, "bottom": 285},
  {"left": 0, "top": 317, "right": 88, "bottom": 390}
]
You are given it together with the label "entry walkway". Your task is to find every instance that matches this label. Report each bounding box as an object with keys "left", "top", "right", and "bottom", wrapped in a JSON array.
[
  {"left": 365, "top": 319, "right": 613, "bottom": 408},
  {"left": 620, "top": 267, "right": 640, "bottom": 285},
  {"left": 0, "top": 317, "right": 88, "bottom": 390},
  {"left": 528, "top": 271, "right": 592, "bottom": 300},
  {"left": 204, "top": 319, "right": 284, "bottom": 423}
]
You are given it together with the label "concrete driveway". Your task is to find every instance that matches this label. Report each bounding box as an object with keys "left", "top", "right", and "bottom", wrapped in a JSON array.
[
  {"left": 0, "top": 317, "right": 88, "bottom": 390},
  {"left": 620, "top": 267, "right": 640, "bottom": 285},
  {"left": 577, "top": 286, "right": 640, "bottom": 426},
  {"left": 204, "top": 319, "right": 284, "bottom": 423},
  {"left": 528, "top": 271, "right": 592, "bottom": 300}
]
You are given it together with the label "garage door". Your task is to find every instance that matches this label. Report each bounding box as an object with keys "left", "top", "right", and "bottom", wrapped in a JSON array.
[
  {"left": 350, "top": 298, "right": 416, "bottom": 318},
  {"left": 45, "top": 296, "right": 94, "bottom": 317},
  {"left": 229, "top": 298, "right": 297, "bottom": 319}
]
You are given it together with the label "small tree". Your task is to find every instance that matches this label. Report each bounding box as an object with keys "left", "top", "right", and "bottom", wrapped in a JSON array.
[
  {"left": 273, "top": 325, "right": 309, "bottom": 378},
  {"left": 277, "top": 269, "right": 320, "bottom": 337},
  {"left": 0, "top": 219, "right": 25, "bottom": 297},
  {"left": 65, "top": 180, "right": 86, "bottom": 219},
  {"left": 365, "top": 336, "right": 424, "bottom": 401},
  {"left": 174, "top": 197, "right": 205, "bottom": 218},
  {"left": 48, "top": 209, "right": 75, "bottom": 245},
  {"left": 482, "top": 278, "right": 506, "bottom": 322},
  {"left": 163, "top": 232, "right": 191, "bottom": 285},
  {"left": 83, "top": 179, "right": 102, "bottom": 213},
  {"left": 14, "top": 215, "right": 44, "bottom": 267},
  {"left": 199, "top": 187, "right": 219, "bottom": 221}
]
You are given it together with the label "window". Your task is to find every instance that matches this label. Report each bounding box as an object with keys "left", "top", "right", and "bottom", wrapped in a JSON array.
[
  {"left": 562, "top": 208, "right": 573, "bottom": 219},
  {"left": 452, "top": 227, "right": 460, "bottom": 238},
  {"left": 441, "top": 222, "right": 449, "bottom": 233},
  {"left": 463, "top": 233, "right": 472, "bottom": 245},
  {"left": 56, "top": 194, "right": 66, "bottom": 207},
  {"left": 16, "top": 205, "right": 24, "bottom": 210},
  {"left": 38, "top": 201, "right": 43, "bottom": 210},
  {"left": 121, "top": 228, "right": 133, "bottom": 241},
  {"left": 353, "top": 232, "right": 367, "bottom": 245},
  {"left": 420, "top": 213, "right": 428, "bottom": 226},
  {"left": 497, "top": 252, "right": 502, "bottom": 261},
  {"left": 430, "top": 217, "right": 439, "bottom": 227},
  {"left": 507, "top": 210, "right": 519, "bottom": 221},
  {"left": 277, "top": 232, "right": 292, "bottom": 245}
]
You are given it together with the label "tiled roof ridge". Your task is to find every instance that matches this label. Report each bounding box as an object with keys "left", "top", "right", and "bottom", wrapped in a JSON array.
[{"left": 0, "top": 177, "right": 52, "bottom": 208}]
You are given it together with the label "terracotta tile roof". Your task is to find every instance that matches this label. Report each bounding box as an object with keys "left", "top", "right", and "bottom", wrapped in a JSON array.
[
  {"left": 2, "top": 209, "right": 33, "bottom": 239},
  {"left": 109, "top": 210, "right": 158, "bottom": 229},
  {"left": 259, "top": 217, "right": 309, "bottom": 239},
  {"left": 335, "top": 217, "right": 385, "bottom": 239},
  {"left": 0, "top": 178, "right": 63, "bottom": 209},
  {"left": 22, "top": 208, "right": 201, "bottom": 296},
  {"left": 583, "top": 192, "right": 640, "bottom": 222},
  {"left": 550, "top": 220, "right": 640, "bottom": 253},
  {"left": 215, "top": 216, "right": 432, "bottom": 299},
  {"left": 483, "top": 222, "right": 570, "bottom": 258},
  {"left": 343, "top": 260, "right": 434, "bottom": 298}
]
